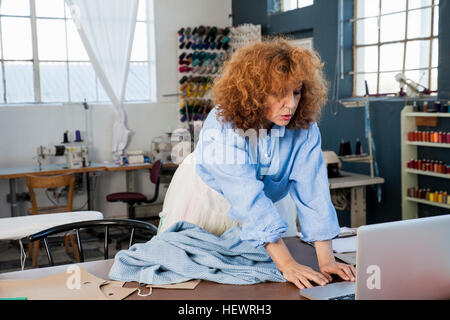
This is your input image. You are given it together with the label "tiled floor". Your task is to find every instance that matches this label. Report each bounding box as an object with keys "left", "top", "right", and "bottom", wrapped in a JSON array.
[{"left": 0, "top": 225, "right": 157, "bottom": 274}]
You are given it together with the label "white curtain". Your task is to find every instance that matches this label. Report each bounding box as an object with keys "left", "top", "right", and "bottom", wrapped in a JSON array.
[{"left": 65, "top": 0, "right": 138, "bottom": 161}]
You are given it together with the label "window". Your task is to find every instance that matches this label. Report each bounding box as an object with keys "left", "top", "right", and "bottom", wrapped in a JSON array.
[
  {"left": 353, "top": 0, "right": 439, "bottom": 96},
  {"left": 0, "top": 0, "right": 156, "bottom": 104},
  {"left": 268, "top": 0, "right": 314, "bottom": 15},
  {"left": 282, "top": 0, "right": 314, "bottom": 12}
]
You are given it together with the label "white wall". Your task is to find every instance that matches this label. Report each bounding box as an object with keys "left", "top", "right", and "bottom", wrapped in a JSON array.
[
  {"left": 154, "top": 0, "right": 232, "bottom": 102},
  {"left": 0, "top": 0, "right": 232, "bottom": 219}
]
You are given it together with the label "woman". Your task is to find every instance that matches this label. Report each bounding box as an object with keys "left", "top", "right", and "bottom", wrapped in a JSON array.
[{"left": 159, "top": 38, "right": 356, "bottom": 289}]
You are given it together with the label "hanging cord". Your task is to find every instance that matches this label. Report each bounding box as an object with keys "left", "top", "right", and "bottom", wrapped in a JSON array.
[
  {"left": 137, "top": 286, "right": 153, "bottom": 297},
  {"left": 19, "top": 239, "right": 27, "bottom": 271},
  {"left": 46, "top": 189, "right": 59, "bottom": 206},
  {"left": 331, "top": 0, "right": 344, "bottom": 116},
  {"left": 44, "top": 174, "right": 97, "bottom": 211},
  {"left": 73, "top": 173, "right": 98, "bottom": 211},
  {"left": 364, "top": 98, "right": 382, "bottom": 203},
  {"left": 331, "top": 189, "right": 350, "bottom": 211}
]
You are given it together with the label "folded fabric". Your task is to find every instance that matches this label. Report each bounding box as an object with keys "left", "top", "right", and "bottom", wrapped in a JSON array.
[{"left": 108, "top": 221, "right": 286, "bottom": 285}]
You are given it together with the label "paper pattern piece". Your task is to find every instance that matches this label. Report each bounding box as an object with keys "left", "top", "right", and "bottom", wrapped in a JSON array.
[
  {"left": 114, "top": 279, "right": 201, "bottom": 291},
  {"left": 0, "top": 267, "right": 136, "bottom": 300},
  {"left": 331, "top": 236, "right": 357, "bottom": 253},
  {"left": 147, "top": 280, "right": 201, "bottom": 290},
  {"left": 334, "top": 252, "right": 357, "bottom": 266}
]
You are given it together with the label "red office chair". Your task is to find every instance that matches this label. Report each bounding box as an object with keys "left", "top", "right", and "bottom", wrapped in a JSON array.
[{"left": 106, "top": 160, "right": 161, "bottom": 248}]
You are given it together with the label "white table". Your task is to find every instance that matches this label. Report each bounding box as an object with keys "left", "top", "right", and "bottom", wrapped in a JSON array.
[
  {"left": 329, "top": 171, "right": 384, "bottom": 228},
  {"left": 0, "top": 211, "right": 104, "bottom": 270},
  {"left": 0, "top": 211, "right": 104, "bottom": 241}
]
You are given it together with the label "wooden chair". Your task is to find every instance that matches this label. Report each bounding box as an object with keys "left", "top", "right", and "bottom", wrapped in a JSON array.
[{"left": 25, "top": 173, "right": 80, "bottom": 268}]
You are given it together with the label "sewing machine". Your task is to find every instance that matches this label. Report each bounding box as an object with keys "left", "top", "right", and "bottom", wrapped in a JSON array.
[
  {"left": 37, "top": 144, "right": 89, "bottom": 169},
  {"left": 322, "top": 150, "right": 342, "bottom": 178},
  {"left": 120, "top": 150, "right": 150, "bottom": 165}
]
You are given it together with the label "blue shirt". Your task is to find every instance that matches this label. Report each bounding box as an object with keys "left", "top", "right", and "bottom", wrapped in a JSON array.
[{"left": 194, "top": 107, "right": 340, "bottom": 248}]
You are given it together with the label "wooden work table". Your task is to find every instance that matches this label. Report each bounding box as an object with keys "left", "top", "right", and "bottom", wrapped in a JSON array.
[
  {"left": 329, "top": 171, "right": 384, "bottom": 227},
  {"left": 0, "top": 162, "right": 178, "bottom": 217},
  {"left": 103, "top": 162, "right": 179, "bottom": 172},
  {"left": 0, "top": 162, "right": 383, "bottom": 228},
  {"left": 0, "top": 236, "right": 334, "bottom": 300}
]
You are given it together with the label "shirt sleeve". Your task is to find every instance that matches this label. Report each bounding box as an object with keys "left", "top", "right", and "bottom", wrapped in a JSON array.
[
  {"left": 195, "top": 128, "right": 288, "bottom": 248},
  {"left": 288, "top": 123, "right": 340, "bottom": 243}
]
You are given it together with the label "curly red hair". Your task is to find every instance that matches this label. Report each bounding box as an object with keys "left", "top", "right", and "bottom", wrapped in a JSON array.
[{"left": 212, "top": 37, "right": 328, "bottom": 131}]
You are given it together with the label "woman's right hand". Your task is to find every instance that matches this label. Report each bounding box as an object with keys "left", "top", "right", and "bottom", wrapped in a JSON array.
[{"left": 279, "top": 260, "right": 330, "bottom": 289}]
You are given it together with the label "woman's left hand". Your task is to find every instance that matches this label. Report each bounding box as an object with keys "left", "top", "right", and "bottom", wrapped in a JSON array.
[{"left": 319, "top": 262, "right": 356, "bottom": 282}]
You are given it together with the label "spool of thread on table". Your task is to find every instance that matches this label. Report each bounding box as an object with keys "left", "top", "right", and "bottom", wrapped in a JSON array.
[
  {"left": 75, "top": 130, "right": 83, "bottom": 142},
  {"left": 355, "top": 138, "right": 362, "bottom": 155},
  {"left": 344, "top": 141, "right": 352, "bottom": 155},
  {"left": 63, "top": 131, "right": 69, "bottom": 144}
]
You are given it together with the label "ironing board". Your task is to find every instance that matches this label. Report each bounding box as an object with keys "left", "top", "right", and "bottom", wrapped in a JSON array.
[{"left": 0, "top": 211, "right": 104, "bottom": 241}]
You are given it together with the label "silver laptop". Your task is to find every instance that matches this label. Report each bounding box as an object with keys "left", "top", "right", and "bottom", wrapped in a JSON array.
[{"left": 300, "top": 214, "right": 450, "bottom": 300}]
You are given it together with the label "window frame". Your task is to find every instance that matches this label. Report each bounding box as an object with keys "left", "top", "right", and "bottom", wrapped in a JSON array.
[
  {"left": 0, "top": 0, "right": 155, "bottom": 105},
  {"left": 280, "top": 0, "right": 314, "bottom": 13},
  {"left": 352, "top": 0, "right": 439, "bottom": 97}
]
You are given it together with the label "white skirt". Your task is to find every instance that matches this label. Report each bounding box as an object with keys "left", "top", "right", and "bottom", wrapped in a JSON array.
[{"left": 157, "top": 153, "right": 299, "bottom": 237}]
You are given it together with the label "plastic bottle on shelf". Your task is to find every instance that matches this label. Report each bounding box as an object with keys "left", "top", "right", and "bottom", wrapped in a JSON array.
[
  {"left": 442, "top": 101, "right": 448, "bottom": 113},
  {"left": 434, "top": 101, "right": 441, "bottom": 112}
]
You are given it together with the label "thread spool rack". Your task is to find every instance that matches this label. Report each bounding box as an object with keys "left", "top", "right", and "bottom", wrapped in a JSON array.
[
  {"left": 176, "top": 26, "right": 234, "bottom": 135},
  {"left": 401, "top": 104, "right": 450, "bottom": 220}
]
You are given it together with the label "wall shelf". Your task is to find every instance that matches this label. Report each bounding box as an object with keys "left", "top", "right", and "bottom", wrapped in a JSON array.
[
  {"left": 404, "top": 112, "right": 450, "bottom": 118},
  {"left": 401, "top": 105, "right": 450, "bottom": 220},
  {"left": 406, "top": 197, "right": 450, "bottom": 210},
  {"left": 339, "top": 154, "right": 372, "bottom": 163},
  {"left": 405, "top": 168, "right": 450, "bottom": 179},
  {"left": 406, "top": 141, "right": 450, "bottom": 148}
]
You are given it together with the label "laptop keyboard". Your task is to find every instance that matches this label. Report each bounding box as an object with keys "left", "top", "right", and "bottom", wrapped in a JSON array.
[{"left": 329, "top": 293, "right": 355, "bottom": 300}]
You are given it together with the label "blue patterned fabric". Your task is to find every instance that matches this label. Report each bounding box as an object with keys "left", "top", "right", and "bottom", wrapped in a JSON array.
[
  {"left": 108, "top": 221, "right": 287, "bottom": 285},
  {"left": 194, "top": 107, "right": 340, "bottom": 248}
]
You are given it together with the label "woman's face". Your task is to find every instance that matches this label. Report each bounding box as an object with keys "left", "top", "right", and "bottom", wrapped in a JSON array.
[{"left": 264, "top": 84, "right": 302, "bottom": 128}]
